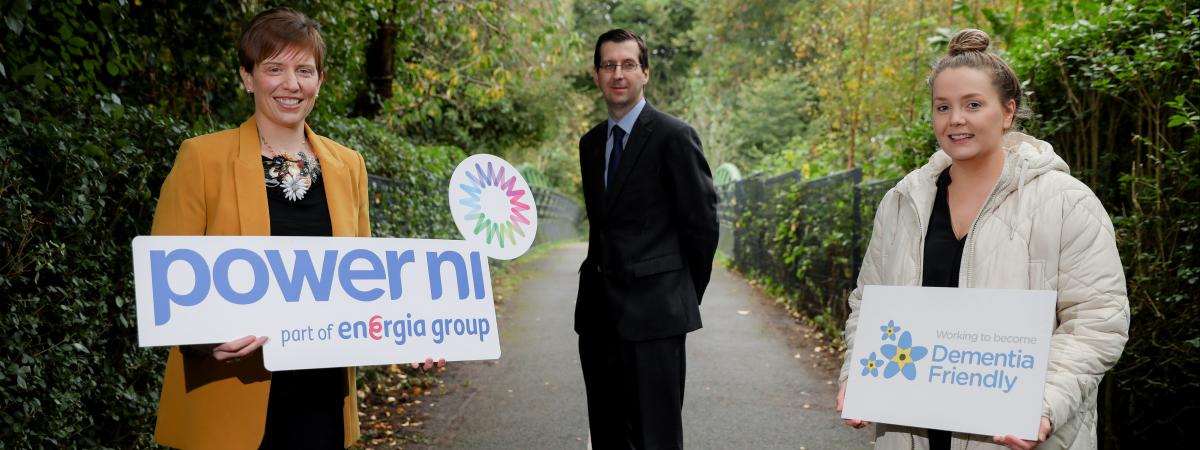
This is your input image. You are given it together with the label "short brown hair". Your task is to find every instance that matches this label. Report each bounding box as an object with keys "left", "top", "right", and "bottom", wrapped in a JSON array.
[
  {"left": 928, "top": 29, "right": 1029, "bottom": 128},
  {"left": 239, "top": 8, "right": 326, "bottom": 75},
  {"left": 594, "top": 29, "right": 648, "bottom": 70}
]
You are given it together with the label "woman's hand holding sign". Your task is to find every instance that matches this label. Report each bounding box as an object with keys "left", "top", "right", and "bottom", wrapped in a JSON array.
[
  {"left": 206, "top": 336, "right": 445, "bottom": 371},
  {"left": 210, "top": 337, "right": 447, "bottom": 370},
  {"left": 993, "top": 417, "right": 1052, "bottom": 450},
  {"left": 840, "top": 379, "right": 1052, "bottom": 447},
  {"left": 411, "top": 357, "right": 447, "bottom": 371},
  {"left": 837, "top": 383, "right": 871, "bottom": 429},
  {"left": 211, "top": 335, "right": 268, "bottom": 363}
]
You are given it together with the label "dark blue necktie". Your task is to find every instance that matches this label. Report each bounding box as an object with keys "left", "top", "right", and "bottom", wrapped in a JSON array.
[{"left": 607, "top": 125, "right": 626, "bottom": 191}]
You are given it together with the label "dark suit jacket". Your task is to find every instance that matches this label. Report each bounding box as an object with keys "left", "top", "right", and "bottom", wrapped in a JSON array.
[{"left": 575, "top": 103, "right": 719, "bottom": 341}]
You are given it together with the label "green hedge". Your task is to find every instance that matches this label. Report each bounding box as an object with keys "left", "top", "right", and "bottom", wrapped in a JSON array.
[
  {"left": 1010, "top": 1, "right": 1200, "bottom": 446},
  {"left": 1, "top": 99, "right": 185, "bottom": 448},
  {"left": 732, "top": 170, "right": 892, "bottom": 346},
  {"left": 314, "top": 115, "right": 465, "bottom": 240}
]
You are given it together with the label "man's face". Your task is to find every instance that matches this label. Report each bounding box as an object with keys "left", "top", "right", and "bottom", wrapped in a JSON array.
[{"left": 592, "top": 40, "right": 649, "bottom": 114}]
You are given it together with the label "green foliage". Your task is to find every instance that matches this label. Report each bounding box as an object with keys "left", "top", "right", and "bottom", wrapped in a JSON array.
[
  {"left": 754, "top": 134, "right": 851, "bottom": 180},
  {"left": 876, "top": 112, "right": 938, "bottom": 174},
  {"left": 0, "top": 1, "right": 250, "bottom": 121},
  {"left": 0, "top": 101, "right": 187, "bottom": 448},
  {"left": 314, "top": 115, "right": 465, "bottom": 239},
  {"left": 671, "top": 0, "right": 806, "bottom": 166},
  {"left": 732, "top": 170, "right": 893, "bottom": 343},
  {"left": 293, "top": 0, "right": 587, "bottom": 160},
  {"left": 1009, "top": 1, "right": 1200, "bottom": 446},
  {"left": 6, "top": 0, "right": 1197, "bottom": 447},
  {"left": 0, "top": 5, "right": 215, "bottom": 445},
  {"left": 772, "top": 176, "right": 857, "bottom": 329},
  {"left": 723, "top": 1, "right": 1200, "bottom": 447},
  {"left": 1, "top": 0, "right": 587, "bottom": 187},
  {"left": 728, "top": 71, "right": 818, "bottom": 166}
]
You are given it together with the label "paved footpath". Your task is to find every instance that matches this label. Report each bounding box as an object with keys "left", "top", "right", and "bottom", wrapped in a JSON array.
[{"left": 413, "top": 242, "right": 873, "bottom": 449}]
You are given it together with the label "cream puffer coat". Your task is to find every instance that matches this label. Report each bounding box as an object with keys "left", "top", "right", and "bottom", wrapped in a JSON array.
[{"left": 838, "top": 133, "right": 1130, "bottom": 450}]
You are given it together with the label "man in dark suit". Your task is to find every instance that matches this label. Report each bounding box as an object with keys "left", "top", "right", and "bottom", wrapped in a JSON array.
[{"left": 575, "top": 29, "right": 719, "bottom": 449}]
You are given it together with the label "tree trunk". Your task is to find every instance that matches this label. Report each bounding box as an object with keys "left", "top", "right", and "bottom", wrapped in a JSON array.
[
  {"left": 849, "top": 0, "right": 873, "bottom": 169},
  {"left": 351, "top": 18, "right": 398, "bottom": 118}
]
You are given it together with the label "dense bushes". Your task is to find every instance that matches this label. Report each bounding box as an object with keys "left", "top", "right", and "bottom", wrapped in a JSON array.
[
  {"left": 315, "top": 116, "right": 466, "bottom": 240},
  {"left": 731, "top": 170, "right": 893, "bottom": 346},
  {"left": 1, "top": 100, "right": 186, "bottom": 447},
  {"left": 733, "top": 172, "right": 859, "bottom": 338},
  {"left": 1011, "top": 1, "right": 1200, "bottom": 446}
]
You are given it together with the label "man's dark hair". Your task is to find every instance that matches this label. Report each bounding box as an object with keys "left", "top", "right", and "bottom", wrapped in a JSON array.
[{"left": 593, "top": 29, "right": 648, "bottom": 70}]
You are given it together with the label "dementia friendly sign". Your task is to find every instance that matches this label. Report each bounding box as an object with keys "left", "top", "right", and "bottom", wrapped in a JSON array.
[
  {"left": 841, "top": 285, "right": 1055, "bottom": 440},
  {"left": 133, "top": 154, "right": 537, "bottom": 371}
]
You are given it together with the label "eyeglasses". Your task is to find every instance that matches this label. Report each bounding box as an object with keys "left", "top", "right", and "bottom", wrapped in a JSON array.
[{"left": 598, "top": 62, "right": 642, "bottom": 73}]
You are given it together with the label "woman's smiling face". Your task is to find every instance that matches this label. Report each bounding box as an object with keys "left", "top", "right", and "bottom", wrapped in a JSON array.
[
  {"left": 240, "top": 47, "right": 323, "bottom": 130},
  {"left": 931, "top": 66, "right": 1015, "bottom": 163}
]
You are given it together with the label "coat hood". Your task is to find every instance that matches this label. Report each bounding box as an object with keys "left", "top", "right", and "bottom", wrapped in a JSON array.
[
  {"left": 898, "top": 131, "right": 1069, "bottom": 192},
  {"left": 999, "top": 131, "right": 1071, "bottom": 187},
  {"left": 892, "top": 132, "right": 1070, "bottom": 239}
]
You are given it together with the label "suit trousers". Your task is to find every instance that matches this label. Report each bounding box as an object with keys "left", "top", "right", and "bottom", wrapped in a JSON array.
[{"left": 579, "top": 333, "right": 687, "bottom": 450}]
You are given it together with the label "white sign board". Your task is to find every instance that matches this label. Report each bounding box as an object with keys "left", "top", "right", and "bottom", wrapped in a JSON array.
[
  {"left": 841, "top": 285, "right": 1056, "bottom": 440},
  {"left": 133, "top": 154, "right": 537, "bottom": 371},
  {"left": 134, "top": 236, "right": 503, "bottom": 370}
]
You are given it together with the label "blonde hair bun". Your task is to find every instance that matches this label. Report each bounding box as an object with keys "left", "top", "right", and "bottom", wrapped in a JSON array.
[{"left": 948, "top": 28, "right": 991, "bottom": 56}]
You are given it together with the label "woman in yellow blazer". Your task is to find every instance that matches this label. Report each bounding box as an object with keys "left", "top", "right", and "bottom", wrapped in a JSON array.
[{"left": 150, "top": 8, "right": 371, "bottom": 449}]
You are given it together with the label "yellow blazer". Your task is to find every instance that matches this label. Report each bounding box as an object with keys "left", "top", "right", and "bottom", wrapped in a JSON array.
[{"left": 151, "top": 117, "right": 369, "bottom": 449}]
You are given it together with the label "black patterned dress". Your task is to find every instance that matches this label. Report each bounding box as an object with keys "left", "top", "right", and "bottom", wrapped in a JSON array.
[{"left": 257, "top": 152, "right": 347, "bottom": 449}]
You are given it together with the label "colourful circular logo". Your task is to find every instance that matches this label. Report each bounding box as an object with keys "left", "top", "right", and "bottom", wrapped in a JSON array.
[{"left": 448, "top": 154, "right": 538, "bottom": 260}]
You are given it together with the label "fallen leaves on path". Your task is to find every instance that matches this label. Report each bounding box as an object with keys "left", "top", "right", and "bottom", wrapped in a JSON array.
[{"left": 353, "top": 364, "right": 445, "bottom": 449}]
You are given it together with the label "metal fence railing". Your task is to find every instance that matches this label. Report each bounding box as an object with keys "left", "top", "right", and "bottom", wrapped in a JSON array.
[
  {"left": 715, "top": 182, "right": 738, "bottom": 257},
  {"left": 529, "top": 185, "right": 585, "bottom": 245},
  {"left": 718, "top": 167, "right": 900, "bottom": 322}
]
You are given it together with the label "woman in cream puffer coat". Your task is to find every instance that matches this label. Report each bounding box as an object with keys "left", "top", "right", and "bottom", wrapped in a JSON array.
[
  {"left": 837, "top": 28, "right": 1129, "bottom": 450},
  {"left": 837, "top": 131, "right": 1130, "bottom": 449}
]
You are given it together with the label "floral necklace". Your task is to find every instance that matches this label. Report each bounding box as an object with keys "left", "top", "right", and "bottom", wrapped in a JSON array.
[{"left": 260, "top": 130, "right": 322, "bottom": 202}]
